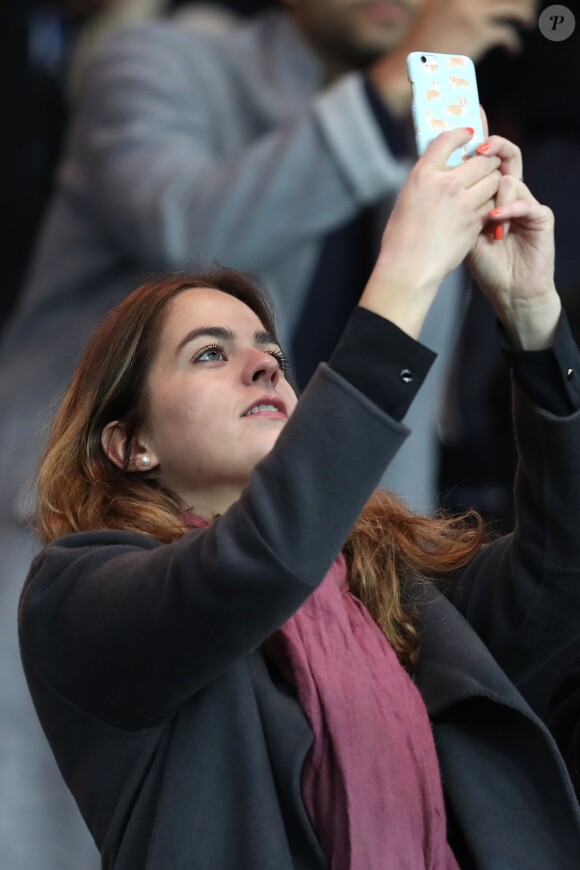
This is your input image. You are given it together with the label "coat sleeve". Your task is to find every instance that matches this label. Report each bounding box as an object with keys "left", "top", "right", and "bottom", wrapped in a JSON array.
[
  {"left": 66, "top": 21, "right": 409, "bottom": 273},
  {"left": 448, "top": 379, "right": 580, "bottom": 687},
  {"left": 19, "top": 361, "right": 410, "bottom": 730}
]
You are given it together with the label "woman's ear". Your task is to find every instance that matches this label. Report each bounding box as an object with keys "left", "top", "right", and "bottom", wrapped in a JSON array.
[{"left": 101, "top": 421, "right": 159, "bottom": 472}]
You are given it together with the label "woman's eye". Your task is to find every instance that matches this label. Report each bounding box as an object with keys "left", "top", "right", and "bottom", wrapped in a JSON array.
[
  {"left": 193, "top": 343, "right": 288, "bottom": 372},
  {"left": 194, "top": 344, "right": 226, "bottom": 363}
]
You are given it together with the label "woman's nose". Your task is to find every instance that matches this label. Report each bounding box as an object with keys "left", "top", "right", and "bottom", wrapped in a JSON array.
[{"left": 243, "top": 349, "right": 280, "bottom": 387}]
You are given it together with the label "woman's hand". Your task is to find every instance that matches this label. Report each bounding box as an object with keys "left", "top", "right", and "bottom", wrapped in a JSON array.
[
  {"left": 466, "top": 136, "right": 560, "bottom": 350},
  {"left": 360, "top": 126, "right": 501, "bottom": 338}
]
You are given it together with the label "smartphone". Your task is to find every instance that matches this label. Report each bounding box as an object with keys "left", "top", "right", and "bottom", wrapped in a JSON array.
[{"left": 407, "top": 52, "right": 485, "bottom": 168}]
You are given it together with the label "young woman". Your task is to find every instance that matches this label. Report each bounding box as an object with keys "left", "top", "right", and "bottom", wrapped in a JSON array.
[{"left": 19, "top": 126, "right": 580, "bottom": 869}]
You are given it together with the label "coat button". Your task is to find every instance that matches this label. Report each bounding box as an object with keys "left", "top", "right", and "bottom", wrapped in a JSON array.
[
  {"left": 399, "top": 369, "right": 413, "bottom": 384},
  {"left": 567, "top": 368, "right": 574, "bottom": 379}
]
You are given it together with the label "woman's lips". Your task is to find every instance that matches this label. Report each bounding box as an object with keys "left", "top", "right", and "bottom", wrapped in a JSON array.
[{"left": 241, "top": 396, "right": 288, "bottom": 418}]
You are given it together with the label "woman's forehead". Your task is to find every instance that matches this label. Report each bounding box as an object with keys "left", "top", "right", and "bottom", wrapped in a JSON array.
[
  {"left": 158, "top": 288, "right": 269, "bottom": 355},
  {"left": 164, "top": 287, "right": 265, "bottom": 333}
]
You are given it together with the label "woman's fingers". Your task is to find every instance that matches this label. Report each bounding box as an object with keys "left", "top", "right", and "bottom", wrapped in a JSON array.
[
  {"left": 456, "top": 153, "right": 501, "bottom": 189},
  {"left": 469, "top": 130, "right": 523, "bottom": 239},
  {"left": 484, "top": 176, "right": 555, "bottom": 245},
  {"left": 467, "top": 169, "right": 503, "bottom": 216},
  {"left": 475, "top": 134, "right": 523, "bottom": 179},
  {"left": 421, "top": 126, "right": 479, "bottom": 171},
  {"left": 486, "top": 175, "right": 535, "bottom": 240},
  {"left": 488, "top": 174, "right": 512, "bottom": 240},
  {"left": 486, "top": 185, "right": 554, "bottom": 230}
]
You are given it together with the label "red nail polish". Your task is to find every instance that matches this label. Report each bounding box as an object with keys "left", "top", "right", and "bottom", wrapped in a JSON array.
[
  {"left": 477, "top": 142, "right": 491, "bottom": 153},
  {"left": 489, "top": 207, "right": 502, "bottom": 215},
  {"left": 493, "top": 225, "right": 504, "bottom": 241},
  {"left": 465, "top": 127, "right": 475, "bottom": 135}
]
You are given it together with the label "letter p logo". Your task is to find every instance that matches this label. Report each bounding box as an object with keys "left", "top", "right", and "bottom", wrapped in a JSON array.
[{"left": 539, "top": 5, "right": 576, "bottom": 40}]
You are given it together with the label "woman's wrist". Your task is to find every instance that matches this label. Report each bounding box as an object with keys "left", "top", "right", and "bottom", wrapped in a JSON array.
[
  {"left": 497, "top": 290, "right": 562, "bottom": 351},
  {"left": 358, "top": 253, "right": 441, "bottom": 340}
]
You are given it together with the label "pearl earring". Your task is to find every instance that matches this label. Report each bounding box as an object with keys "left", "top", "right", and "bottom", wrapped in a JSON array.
[{"left": 140, "top": 455, "right": 151, "bottom": 467}]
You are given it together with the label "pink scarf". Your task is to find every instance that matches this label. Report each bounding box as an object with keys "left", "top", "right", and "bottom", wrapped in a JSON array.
[{"left": 265, "top": 555, "right": 459, "bottom": 870}]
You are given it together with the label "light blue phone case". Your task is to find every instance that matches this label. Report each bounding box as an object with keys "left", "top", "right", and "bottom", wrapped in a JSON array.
[{"left": 407, "top": 52, "right": 485, "bottom": 167}]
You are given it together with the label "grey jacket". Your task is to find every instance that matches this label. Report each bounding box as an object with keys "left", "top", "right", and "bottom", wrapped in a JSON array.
[{"left": 19, "top": 343, "right": 580, "bottom": 869}]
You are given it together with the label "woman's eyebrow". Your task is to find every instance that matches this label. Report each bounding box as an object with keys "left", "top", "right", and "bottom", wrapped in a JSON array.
[
  {"left": 176, "top": 326, "right": 278, "bottom": 354},
  {"left": 255, "top": 329, "right": 278, "bottom": 346},
  {"left": 176, "top": 326, "right": 233, "bottom": 354}
]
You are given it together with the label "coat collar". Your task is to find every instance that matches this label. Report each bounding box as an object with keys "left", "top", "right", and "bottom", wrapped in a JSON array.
[{"left": 414, "top": 584, "right": 539, "bottom": 719}]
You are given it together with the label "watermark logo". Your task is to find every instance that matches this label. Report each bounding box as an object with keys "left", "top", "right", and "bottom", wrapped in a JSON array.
[{"left": 539, "top": 4, "right": 576, "bottom": 41}]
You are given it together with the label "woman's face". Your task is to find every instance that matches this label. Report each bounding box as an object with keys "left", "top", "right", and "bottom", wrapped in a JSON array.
[{"left": 139, "top": 288, "right": 298, "bottom": 516}]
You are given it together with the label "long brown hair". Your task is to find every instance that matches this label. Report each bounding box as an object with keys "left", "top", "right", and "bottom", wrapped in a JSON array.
[{"left": 36, "top": 269, "right": 485, "bottom": 672}]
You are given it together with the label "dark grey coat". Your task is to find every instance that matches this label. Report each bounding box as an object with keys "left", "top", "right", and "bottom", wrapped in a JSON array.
[{"left": 19, "top": 360, "right": 580, "bottom": 869}]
